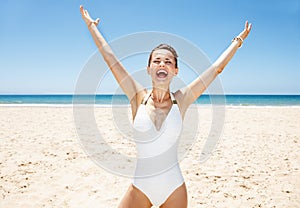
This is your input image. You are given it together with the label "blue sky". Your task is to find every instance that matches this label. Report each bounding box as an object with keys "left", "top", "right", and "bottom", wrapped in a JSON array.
[{"left": 0, "top": 0, "right": 299, "bottom": 94}]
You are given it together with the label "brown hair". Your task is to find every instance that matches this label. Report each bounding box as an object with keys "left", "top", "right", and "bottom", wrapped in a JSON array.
[{"left": 148, "top": 44, "right": 178, "bottom": 68}]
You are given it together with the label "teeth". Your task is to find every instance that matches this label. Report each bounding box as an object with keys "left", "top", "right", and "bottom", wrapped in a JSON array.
[{"left": 156, "top": 70, "right": 168, "bottom": 75}]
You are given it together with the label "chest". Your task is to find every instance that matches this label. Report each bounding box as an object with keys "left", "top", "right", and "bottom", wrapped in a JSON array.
[
  {"left": 146, "top": 100, "right": 173, "bottom": 131},
  {"left": 134, "top": 102, "right": 182, "bottom": 133}
]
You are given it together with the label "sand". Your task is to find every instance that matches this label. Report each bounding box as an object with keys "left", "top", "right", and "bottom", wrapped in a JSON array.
[{"left": 0, "top": 106, "right": 299, "bottom": 207}]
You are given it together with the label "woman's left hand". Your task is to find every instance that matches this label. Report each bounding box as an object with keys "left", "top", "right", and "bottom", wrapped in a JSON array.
[{"left": 238, "top": 21, "right": 252, "bottom": 40}]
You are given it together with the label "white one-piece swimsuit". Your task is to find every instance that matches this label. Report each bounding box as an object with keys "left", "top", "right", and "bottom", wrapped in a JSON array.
[{"left": 132, "top": 92, "right": 184, "bottom": 206}]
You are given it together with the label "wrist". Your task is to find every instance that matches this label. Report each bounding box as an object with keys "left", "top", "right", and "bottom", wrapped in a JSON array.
[
  {"left": 232, "top": 36, "right": 243, "bottom": 48},
  {"left": 87, "top": 21, "right": 96, "bottom": 29}
]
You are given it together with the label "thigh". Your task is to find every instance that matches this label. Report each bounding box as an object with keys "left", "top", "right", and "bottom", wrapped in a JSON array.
[
  {"left": 118, "top": 184, "right": 152, "bottom": 208},
  {"left": 160, "top": 183, "right": 188, "bottom": 208}
]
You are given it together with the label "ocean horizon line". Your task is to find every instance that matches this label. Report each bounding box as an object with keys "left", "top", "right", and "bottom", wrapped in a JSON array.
[
  {"left": 1, "top": 93, "right": 300, "bottom": 96},
  {"left": 1, "top": 94, "right": 300, "bottom": 106}
]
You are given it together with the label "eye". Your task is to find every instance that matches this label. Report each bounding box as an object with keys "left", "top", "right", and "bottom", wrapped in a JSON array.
[
  {"left": 153, "top": 60, "right": 160, "bottom": 64},
  {"left": 165, "top": 61, "right": 172, "bottom": 64}
]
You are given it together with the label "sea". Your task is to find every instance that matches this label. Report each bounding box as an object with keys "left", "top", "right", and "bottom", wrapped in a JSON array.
[{"left": 0, "top": 94, "right": 300, "bottom": 106}]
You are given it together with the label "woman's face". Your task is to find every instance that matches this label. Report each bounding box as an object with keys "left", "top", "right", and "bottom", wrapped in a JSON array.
[{"left": 147, "top": 49, "right": 178, "bottom": 86}]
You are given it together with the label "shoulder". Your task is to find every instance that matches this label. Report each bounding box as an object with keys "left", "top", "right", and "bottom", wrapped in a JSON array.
[
  {"left": 173, "top": 90, "right": 183, "bottom": 104},
  {"left": 130, "top": 89, "right": 148, "bottom": 119},
  {"left": 173, "top": 90, "right": 189, "bottom": 118}
]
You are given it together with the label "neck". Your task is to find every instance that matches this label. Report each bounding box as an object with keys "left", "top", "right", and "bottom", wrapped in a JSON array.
[{"left": 151, "top": 87, "right": 170, "bottom": 103}]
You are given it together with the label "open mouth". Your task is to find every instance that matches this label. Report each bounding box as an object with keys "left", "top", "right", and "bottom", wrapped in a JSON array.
[{"left": 156, "top": 69, "right": 168, "bottom": 79}]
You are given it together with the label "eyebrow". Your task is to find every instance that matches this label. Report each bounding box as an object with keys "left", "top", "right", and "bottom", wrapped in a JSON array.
[{"left": 153, "top": 57, "right": 172, "bottom": 60}]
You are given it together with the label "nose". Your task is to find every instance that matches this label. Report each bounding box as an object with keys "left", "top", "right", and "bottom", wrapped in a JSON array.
[{"left": 159, "top": 61, "right": 165, "bottom": 67}]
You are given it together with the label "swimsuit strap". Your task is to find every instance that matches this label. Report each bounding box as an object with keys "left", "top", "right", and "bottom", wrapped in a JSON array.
[
  {"left": 141, "top": 91, "right": 152, "bottom": 105},
  {"left": 141, "top": 91, "right": 177, "bottom": 105},
  {"left": 170, "top": 93, "right": 178, "bottom": 104}
]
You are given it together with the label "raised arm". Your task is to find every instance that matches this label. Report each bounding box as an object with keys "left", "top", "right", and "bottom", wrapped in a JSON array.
[
  {"left": 80, "top": 5, "right": 146, "bottom": 112},
  {"left": 178, "top": 21, "right": 252, "bottom": 111}
]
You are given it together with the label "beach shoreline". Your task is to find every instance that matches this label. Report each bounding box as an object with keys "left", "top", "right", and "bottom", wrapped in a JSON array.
[
  {"left": 0, "top": 106, "right": 299, "bottom": 207},
  {"left": 1, "top": 103, "right": 300, "bottom": 108}
]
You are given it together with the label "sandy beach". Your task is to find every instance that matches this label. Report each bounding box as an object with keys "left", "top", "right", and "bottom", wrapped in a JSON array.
[{"left": 0, "top": 106, "right": 299, "bottom": 207}]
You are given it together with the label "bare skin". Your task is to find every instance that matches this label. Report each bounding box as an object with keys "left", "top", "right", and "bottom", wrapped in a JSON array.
[
  {"left": 118, "top": 183, "right": 187, "bottom": 208},
  {"left": 80, "top": 5, "right": 252, "bottom": 208}
]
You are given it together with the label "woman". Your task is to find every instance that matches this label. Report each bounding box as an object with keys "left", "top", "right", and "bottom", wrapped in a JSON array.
[{"left": 80, "top": 5, "right": 251, "bottom": 208}]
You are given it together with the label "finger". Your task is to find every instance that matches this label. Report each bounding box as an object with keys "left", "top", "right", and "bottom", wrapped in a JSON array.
[
  {"left": 81, "top": 6, "right": 87, "bottom": 16},
  {"left": 85, "top": 10, "right": 91, "bottom": 18},
  {"left": 248, "top": 23, "right": 252, "bottom": 32},
  {"left": 80, "top": 7, "right": 87, "bottom": 18},
  {"left": 95, "top": 18, "right": 100, "bottom": 26},
  {"left": 80, "top": 5, "right": 84, "bottom": 14},
  {"left": 245, "top": 20, "right": 248, "bottom": 30}
]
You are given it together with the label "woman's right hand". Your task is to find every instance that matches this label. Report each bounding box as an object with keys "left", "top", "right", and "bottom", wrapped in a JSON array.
[{"left": 80, "top": 5, "right": 100, "bottom": 27}]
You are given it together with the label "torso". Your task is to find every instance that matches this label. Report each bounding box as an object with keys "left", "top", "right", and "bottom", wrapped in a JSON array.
[
  {"left": 131, "top": 89, "right": 186, "bottom": 125},
  {"left": 145, "top": 96, "right": 173, "bottom": 131},
  {"left": 133, "top": 90, "right": 182, "bottom": 159},
  {"left": 132, "top": 90, "right": 184, "bottom": 206}
]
